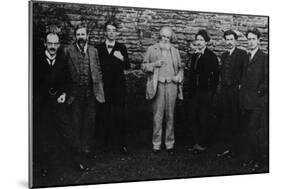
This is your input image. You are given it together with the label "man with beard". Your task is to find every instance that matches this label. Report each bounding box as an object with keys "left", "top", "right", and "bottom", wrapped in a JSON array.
[
  {"left": 33, "top": 32, "right": 68, "bottom": 176},
  {"left": 217, "top": 30, "right": 248, "bottom": 158},
  {"left": 96, "top": 20, "right": 130, "bottom": 155},
  {"left": 65, "top": 24, "right": 105, "bottom": 168},
  {"left": 188, "top": 29, "right": 219, "bottom": 152},
  {"left": 240, "top": 28, "right": 268, "bottom": 171},
  {"left": 142, "top": 26, "right": 184, "bottom": 155}
]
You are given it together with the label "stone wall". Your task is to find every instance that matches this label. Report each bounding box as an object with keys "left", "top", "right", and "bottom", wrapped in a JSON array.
[{"left": 32, "top": 1, "right": 269, "bottom": 105}]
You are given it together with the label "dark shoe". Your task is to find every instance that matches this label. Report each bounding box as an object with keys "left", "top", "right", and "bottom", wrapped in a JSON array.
[
  {"left": 217, "top": 149, "right": 231, "bottom": 157},
  {"left": 78, "top": 162, "right": 90, "bottom": 172},
  {"left": 167, "top": 149, "right": 175, "bottom": 156},
  {"left": 121, "top": 146, "right": 131, "bottom": 155},
  {"left": 152, "top": 149, "right": 160, "bottom": 154},
  {"left": 41, "top": 168, "right": 48, "bottom": 177},
  {"left": 193, "top": 143, "right": 206, "bottom": 151}
]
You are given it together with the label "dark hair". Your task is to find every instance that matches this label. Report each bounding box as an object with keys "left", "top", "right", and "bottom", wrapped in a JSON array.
[
  {"left": 74, "top": 23, "right": 88, "bottom": 35},
  {"left": 223, "top": 30, "right": 238, "bottom": 40},
  {"left": 104, "top": 20, "right": 118, "bottom": 31},
  {"left": 246, "top": 28, "right": 261, "bottom": 39},
  {"left": 195, "top": 29, "right": 210, "bottom": 42}
]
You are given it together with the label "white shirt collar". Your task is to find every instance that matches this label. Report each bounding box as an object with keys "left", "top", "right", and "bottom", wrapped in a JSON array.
[
  {"left": 45, "top": 50, "right": 56, "bottom": 66},
  {"left": 249, "top": 47, "right": 259, "bottom": 59},
  {"left": 229, "top": 47, "right": 236, "bottom": 56},
  {"left": 195, "top": 47, "right": 206, "bottom": 54},
  {"left": 45, "top": 50, "right": 56, "bottom": 60},
  {"left": 76, "top": 43, "right": 88, "bottom": 54},
  {"left": 105, "top": 39, "right": 116, "bottom": 47}
]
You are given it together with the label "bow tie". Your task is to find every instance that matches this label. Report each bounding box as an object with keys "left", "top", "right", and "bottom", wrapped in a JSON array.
[{"left": 107, "top": 45, "right": 114, "bottom": 49}]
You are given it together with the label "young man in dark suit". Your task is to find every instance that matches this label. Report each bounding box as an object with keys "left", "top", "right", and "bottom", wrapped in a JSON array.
[
  {"left": 217, "top": 30, "right": 248, "bottom": 158},
  {"left": 240, "top": 28, "right": 268, "bottom": 171},
  {"left": 96, "top": 20, "right": 130, "bottom": 155},
  {"left": 65, "top": 24, "right": 105, "bottom": 167},
  {"left": 188, "top": 29, "right": 219, "bottom": 151}
]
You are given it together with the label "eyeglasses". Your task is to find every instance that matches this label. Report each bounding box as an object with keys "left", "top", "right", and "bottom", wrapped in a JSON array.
[{"left": 161, "top": 35, "right": 171, "bottom": 39}]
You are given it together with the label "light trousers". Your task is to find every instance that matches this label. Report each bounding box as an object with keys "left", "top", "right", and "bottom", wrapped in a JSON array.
[{"left": 152, "top": 82, "right": 178, "bottom": 150}]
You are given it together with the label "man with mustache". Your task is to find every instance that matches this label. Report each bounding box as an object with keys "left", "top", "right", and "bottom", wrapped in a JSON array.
[
  {"left": 188, "top": 29, "right": 219, "bottom": 152},
  {"left": 240, "top": 28, "right": 268, "bottom": 171},
  {"left": 217, "top": 30, "right": 248, "bottom": 158},
  {"left": 142, "top": 26, "right": 184, "bottom": 155},
  {"left": 33, "top": 32, "right": 69, "bottom": 176},
  {"left": 96, "top": 20, "right": 131, "bottom": 155},
  {"left": 65, "top": 24, "right": 105, "bottom": 169}
]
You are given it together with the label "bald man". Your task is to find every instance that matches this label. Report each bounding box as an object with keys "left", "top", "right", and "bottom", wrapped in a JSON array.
[{"left": 142, "top": 27, "right": 184, "bottom": 155}]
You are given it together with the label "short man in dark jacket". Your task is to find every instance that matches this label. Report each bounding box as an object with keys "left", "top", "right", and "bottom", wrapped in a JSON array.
[
  {"left": 217, "top": 30, "right": 248, "bottom": 157},
  {"left": 96, "top": 20, "right": 130, "bottom": 154},
  {"left": 240, "top": 28, "right": 268, "bottom": 171},
  {"left": 33, "top": 32, "right": 69, "bottom": 176},
  {"left": 188, "top": 29, "right": 219, "bottom": 151}
]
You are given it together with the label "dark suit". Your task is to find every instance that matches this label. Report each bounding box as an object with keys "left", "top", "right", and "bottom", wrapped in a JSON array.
[
  {"left": 188, "top": 48, "right": 219, "bottom": 146},
  {"left": 33, "top": 48, "right": 69, "bottom": 172},
  {"left": 96, "top": 41, "right": 130, "bottom": 151},
  {"left": 65, "top": 44, "right": 105, "bottom": 154},
  {"left": 240, "top": 48, "right": 268, "bottom": 164},
  {"left": 219, "top": 48, "right": 248, "bottom": 150}
]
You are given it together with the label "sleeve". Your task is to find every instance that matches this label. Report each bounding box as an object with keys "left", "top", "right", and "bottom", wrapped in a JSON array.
[
  {"left": 122, "top": 45, "right": 130, "bottom": 70},
  {"left": 210, "top": 53, "right": 220, "bottom": 94},
  {"left": 141, "top": 46, "right": 155, "bottom": 73},
  {"left": 258, "top": 53, "right": 268, "bottom": 96}
]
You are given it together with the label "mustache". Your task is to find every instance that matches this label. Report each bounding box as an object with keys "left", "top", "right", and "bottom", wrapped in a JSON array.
[{"left": 49, "top": 48, "right": 56, "bottom": 51}]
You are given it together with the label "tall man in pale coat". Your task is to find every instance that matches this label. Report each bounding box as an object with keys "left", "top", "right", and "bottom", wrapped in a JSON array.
[{"left": 142, "top": 26, "right": 184, "bottom": 154}]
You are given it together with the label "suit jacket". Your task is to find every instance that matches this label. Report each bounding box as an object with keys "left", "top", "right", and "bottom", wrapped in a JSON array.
[
  {"left": 33, "top": 48, "right": 67, "bottom": 105},
  {"left": 189, "top": 48, "right": 219, "bottom": 97},
  {"left": 240, "top": 48, "right": 268, "bottom": 110},
  {"left": 65, "top": 44, "right": 105, "bottom": 103},
  {"left": 96, "top": 41, "right": 130, "bottom": 104},
  {"left": 142, "top": 43, "right": 184, "bottom": 100},
  {"left": 221, "top": 47, "right": 248, "bottom": 88}
]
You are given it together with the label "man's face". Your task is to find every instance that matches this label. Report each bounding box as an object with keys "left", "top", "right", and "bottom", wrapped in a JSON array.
[
  {"left": 45, "top": 34, "right": 60, "bottom": 56},
  {"left": 105, "top": 24, "right": 117, "bottom": 41},
  {"left": 196, "top": 35, "right": 207, "bottom": 50},
  {"left": 247, "top": 32, "right": 260, "bottom": 51},
  {"left": 160, "top": 28, "right": 172, "bottom": 44},
  {"left": 75, "top": 27, "right": 88, "bottom": 45},
  {"left": 225, "top": 34, "right": 237, "bottom": 50}
]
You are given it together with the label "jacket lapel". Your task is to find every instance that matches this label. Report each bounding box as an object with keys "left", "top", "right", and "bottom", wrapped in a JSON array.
[
  {"left": 88, "top": 45, "right": 95, "bottom": 75},
  {"left": 250, "top": 49, "right": 261, "bottom": 64}
]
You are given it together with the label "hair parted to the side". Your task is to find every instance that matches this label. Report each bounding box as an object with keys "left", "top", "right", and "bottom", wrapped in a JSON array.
[
  {"left": 223, "top": 29, "right": 238, "bottom": 40},
  {"left": 195, "top": 29, "right": 210, "bottom": 42},
  {"left": 246, "top": 28, "right": 261, "bottom": 39}
]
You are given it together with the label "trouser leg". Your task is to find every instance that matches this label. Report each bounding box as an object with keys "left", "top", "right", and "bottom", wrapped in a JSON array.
[
  {"left": 152, "top": 83, "right": 165, "bottom": 150},
  {"left": 164, "top": 83, "right": 178, "bottom": 150}
]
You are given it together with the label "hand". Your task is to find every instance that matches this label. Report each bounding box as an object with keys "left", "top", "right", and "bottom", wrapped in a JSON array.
[
  {"left": 154, "top": 60, "right": 166, "bottom": 68},
  {"left": 57, "top": 93, "right": 66, "bottom": 103},
  {"left": 66, "top": 95, "right": 75, "bottom": 105},
  {"left": 172, "top": 75, "right": 182, "bottom": 83},
  {"left": 113, "top": 51, "right": 124, "bottom": 61}
]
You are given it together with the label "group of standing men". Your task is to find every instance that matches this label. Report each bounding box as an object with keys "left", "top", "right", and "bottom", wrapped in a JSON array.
[{"left": 33, "top": 19, "right": 268, "bottom": 176}]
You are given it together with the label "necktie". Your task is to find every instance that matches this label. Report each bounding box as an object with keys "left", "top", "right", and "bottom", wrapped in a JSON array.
[
  {"left": 248, "top": 52, "right": 252, "bottom": 63},
  {"left": 194, "top": 53, "right": 201, "bottom": 71},
  {"left": 107, "top": 45, "right": 114, "bottom": 49}
]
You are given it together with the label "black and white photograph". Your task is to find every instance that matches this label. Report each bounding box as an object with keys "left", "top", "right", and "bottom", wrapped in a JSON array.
[{"left": 29, "top": 0, "right": 269, "bottom": 188}]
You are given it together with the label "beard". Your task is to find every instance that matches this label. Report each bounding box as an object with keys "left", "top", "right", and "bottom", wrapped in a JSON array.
[
  {"left": 77, "top": 38, "right": 87, "bottom": 48},
  {"left": 159, "top": 42, "right": 171, "bottom": 50}
]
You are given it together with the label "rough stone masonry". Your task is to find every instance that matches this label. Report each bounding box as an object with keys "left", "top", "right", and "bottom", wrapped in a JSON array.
[{"left": 32, "top": 1, "right": 268, "bottom": 106}]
